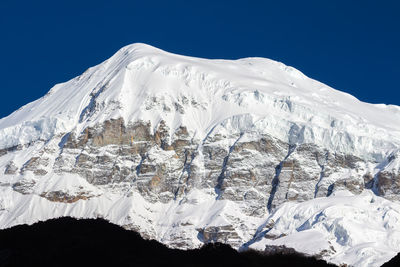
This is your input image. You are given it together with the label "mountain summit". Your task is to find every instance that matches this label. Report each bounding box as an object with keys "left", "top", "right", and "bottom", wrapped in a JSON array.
[{"left": 0, "top": 43, "right": 399, "bottom": 267}]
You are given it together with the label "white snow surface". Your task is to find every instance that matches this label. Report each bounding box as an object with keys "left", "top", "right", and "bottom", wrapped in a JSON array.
[
  {"left": 0, "top": 43, "right": 399, "bottom": 267},
  {"left": 249, "top": 190, "right": 400, "bottom": 267},
  {"left": 0, "top": 43, "right": 399, "bottom": 160}
]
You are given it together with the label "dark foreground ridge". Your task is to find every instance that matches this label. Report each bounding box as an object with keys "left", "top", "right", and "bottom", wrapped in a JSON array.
[
  {"left": 0, "top": 217, "right": 336, "bottom": 267},
  {"left": 382, "top": 252, "right": 400, "bottom": 267}
]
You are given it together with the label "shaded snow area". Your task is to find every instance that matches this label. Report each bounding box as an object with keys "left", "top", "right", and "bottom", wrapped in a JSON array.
[{"left": 0, "top": 43, "right": 399, "bottom": 267}]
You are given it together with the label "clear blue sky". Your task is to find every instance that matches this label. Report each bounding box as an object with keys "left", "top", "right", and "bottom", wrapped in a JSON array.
[{"left": 0, "top": 0, "right": 399, "bottom": 119}]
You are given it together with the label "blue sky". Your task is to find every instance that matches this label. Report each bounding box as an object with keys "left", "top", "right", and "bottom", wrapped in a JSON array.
[{"left": 0, "top": 0, "right": 399, "bottom": 118}]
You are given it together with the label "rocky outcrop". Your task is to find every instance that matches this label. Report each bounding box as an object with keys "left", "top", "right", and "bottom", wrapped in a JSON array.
[
  {"left": 40, "top": 191, "right": 92, "bottom": 203},
  {"left": 0, "top": 145, "right": 23, "bottom": 158},
  {"left": 9, "top": 117, "right": 372, "bottom": 211},
  {"left": 3, "top": 116, "right": 395, "bottom": 216},
  {"left": 4, "top": 161, "right": 18, "bottom": 175},
  {"left": 376, "top": 171, "right": 400, "bottom": 201},
  {"left": 369, "top": 151, "right": 400, "bottom": 201},
  {"left": 12, "top": 180, "right": 36, "bottom": 195},
  {"left": 21, "top": 157, "right": 49, "bottom": 176},
  {"left": 198, "top": 225, "right": 242, "bottom": 247}
]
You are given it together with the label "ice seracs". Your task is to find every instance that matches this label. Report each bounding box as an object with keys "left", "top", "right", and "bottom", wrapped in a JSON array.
[{"left": 0, "top": 43, "right": 399, "bottom": 267}]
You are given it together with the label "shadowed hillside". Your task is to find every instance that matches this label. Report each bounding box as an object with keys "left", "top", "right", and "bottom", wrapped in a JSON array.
[
  {"left": 382, "top": 252, "right": 400, "bottom": 267},
  {"left": 0, "top": 217, "right": 336, "bottom": 267}
]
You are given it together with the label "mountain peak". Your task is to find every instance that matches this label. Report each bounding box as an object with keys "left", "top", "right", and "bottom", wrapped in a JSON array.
[
  {"left": 116, "top": 43, "right": 169, "bottom": 61},
  {"left": 0, "top": 44, "right": 399, "bottom": 267}
]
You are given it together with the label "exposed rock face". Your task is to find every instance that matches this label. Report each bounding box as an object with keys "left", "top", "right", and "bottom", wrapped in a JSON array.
[
  {"left": 0, "top": 115, "right": 374, "bottom": 212},
  {"left": 376, "top": 172, "right": 400, "bottom": 200},
  {"left": 4, "top": 161, "right": 18, "bottom": 175},
  {"left": 198, "top": 225, "right": 242, "bottom": 247},
  {"left": 40, "top": 191, "right": 91, "bottom": 203},
  {"left": 12, "top": 180, "right": 36, "bottom": 195},
  {"left": 6, "top": 116, "right": 392, "bottom": 206},
  {"left": 35, "top": 118, "right": 373, "bottom": 211},
  {"left": 0, "top": 145, "right": 23, "bottom": 158},
  {"left": 21, "top": 157, "right": 49, "bottom": 176}
]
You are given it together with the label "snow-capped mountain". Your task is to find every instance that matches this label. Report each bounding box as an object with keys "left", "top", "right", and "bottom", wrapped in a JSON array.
[{"left": 0, "top": 43, "right": 399, "bottom": 267}]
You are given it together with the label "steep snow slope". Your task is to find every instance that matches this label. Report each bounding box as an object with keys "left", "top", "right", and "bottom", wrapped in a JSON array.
[
  {"left": 1, "top": 43, "right": 399, "bottom": 158},
  {"left": 0, "top": 43, "right": 399, "bottom": 267}
]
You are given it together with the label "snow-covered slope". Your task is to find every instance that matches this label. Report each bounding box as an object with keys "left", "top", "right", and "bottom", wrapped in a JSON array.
[
  {"left": 0, "top": 43, "right": 399, "bottom": 266},
  {"left": 1, "top": 43, "right": 399, "bottom": 158},
  {"left": 248, "top": 190, "right": 400, "bottom": 267}
]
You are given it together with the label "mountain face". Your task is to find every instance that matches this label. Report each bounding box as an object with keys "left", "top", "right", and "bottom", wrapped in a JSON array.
[{"left": 0, "top": 43, "right": 399, "bottom": 266}]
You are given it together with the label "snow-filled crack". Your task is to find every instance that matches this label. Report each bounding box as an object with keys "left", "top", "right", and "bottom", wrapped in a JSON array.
[
  {"left": 327, "top": 183, "right": 335, "bottom": 197},
  {"left": 174, "top": 146, "right": 196, "bottom": 199},
  {"left": 215, "top": 132, "right": 244, "bottom": 200},
  {"left": 267, "top": 144, "right": 296, "bottom": 211},
  {"left": 314, "top": 151, "right": 329, "bottom": 198},
  {"left": 135, "top": 153, "right": 147, "bottom": 177}
]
